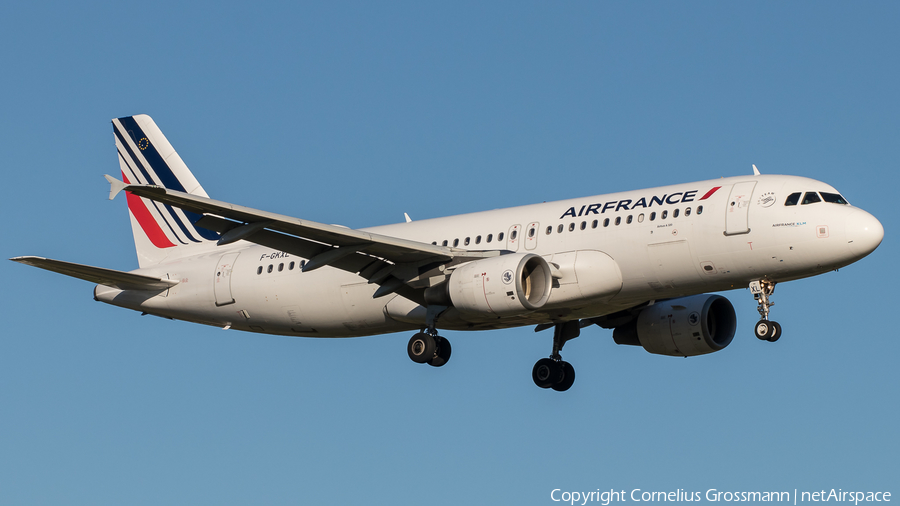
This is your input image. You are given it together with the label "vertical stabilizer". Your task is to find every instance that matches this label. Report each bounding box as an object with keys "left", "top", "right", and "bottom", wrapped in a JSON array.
[{"left": 112, "top": 115, "right": 219, "bottom": 267}]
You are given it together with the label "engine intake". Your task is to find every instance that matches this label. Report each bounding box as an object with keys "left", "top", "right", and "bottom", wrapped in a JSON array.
[
  {"left": 426, "top": 253, "right": 552, "bottom": 317},
  {"left": 613, "top": 294, "right": 736, "bottom": 357}
]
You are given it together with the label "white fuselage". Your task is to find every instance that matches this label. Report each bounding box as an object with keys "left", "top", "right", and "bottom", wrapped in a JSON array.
[{"left": 94, "top": 174, "right": 882, "bottom": 338}]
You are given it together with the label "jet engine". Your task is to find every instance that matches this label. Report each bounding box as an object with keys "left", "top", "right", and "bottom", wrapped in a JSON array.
[
  {"left": 425, "top": 253, "right": 552, "bottom": 317},
  {"left": 612, "top": 294, "right": 736, "bottom": 357}
]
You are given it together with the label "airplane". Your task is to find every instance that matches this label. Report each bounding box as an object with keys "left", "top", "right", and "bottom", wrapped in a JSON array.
[{"left": 12, "top": 115, "right": 884, "bottom": 392}]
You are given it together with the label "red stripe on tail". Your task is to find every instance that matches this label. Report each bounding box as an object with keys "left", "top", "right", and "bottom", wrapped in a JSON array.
[{"left": 123, "top": 173, "right": 176, "bottom": 248}]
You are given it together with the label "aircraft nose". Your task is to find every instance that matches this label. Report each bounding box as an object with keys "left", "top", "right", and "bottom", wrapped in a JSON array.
[{"left": 845, "top": 209, "right": 884, "bottom": 259}]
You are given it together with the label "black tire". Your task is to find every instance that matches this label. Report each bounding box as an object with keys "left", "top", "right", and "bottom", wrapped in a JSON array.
[
  {"left": 408, "top": 333, "right": 436, "bottom": 363},
  {"left": 767, "top": 321, "right": 782, "bottom": 342},
  {"left": 428, "top": 337, "right": 452, "bottom": 367},
  {"left": 551, "top": 361, "right": 576, "bottom": 392},
  {"left": 754, "top": 320, "right": 771, "bottom": 340},
  {"left": 532, "top": 358, "right": 561, "bottom": 389}
]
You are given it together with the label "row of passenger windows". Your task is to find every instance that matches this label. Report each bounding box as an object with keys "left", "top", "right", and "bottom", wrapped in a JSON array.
[
  {"left": 432, "top": 231, "right": 507, "bottom": 248},
  {"left": 784, "top": 191, "right": 848, "bottom": 206},
  {"left": 547, "top": 205, "right": 703, "bottom": 234},
  {"left": 256, "top": 260, "right": 306, "bottom": 275},
  {"left": 432, "top": 205, "right": 703, "bottom": 248}
]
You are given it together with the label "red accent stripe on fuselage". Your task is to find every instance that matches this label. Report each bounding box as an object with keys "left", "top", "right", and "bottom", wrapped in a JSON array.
[
  {"left": 699, "top": 186, "right": 722, "bottom": 200},
  {"left": 123, "top": 173, "right": 176, "bottom": 248}
]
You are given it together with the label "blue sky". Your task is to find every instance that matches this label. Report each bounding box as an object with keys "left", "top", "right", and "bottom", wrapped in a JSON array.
[{"left": 1, "top": 2, "right": 897, "bottom": 504}]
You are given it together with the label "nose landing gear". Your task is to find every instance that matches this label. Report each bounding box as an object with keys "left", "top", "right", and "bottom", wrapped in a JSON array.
[
  {"left": 532, "top": 321, "right": 579, "bottom": 391},
  {"left": 750, "top": 280, "right": 781, "bottom": 342}
]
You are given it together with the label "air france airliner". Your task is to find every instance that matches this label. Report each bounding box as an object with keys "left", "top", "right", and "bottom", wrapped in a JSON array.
[{"left": 12, "top": 115, "right": 883, "bottom": 391}]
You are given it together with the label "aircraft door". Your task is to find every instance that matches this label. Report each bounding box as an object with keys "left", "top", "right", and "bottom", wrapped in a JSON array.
[
  {"left": 214, "top": 251, "right": 241, "bottom": 306},
  {"left": 506, "top": 224, "right": 521, "bottom": 251},
  {"left": 724, "top": 182, "right": 757, "bottom": 236},
  {"left": 525, "top": 222, "right": 539, "bottom": 250}
]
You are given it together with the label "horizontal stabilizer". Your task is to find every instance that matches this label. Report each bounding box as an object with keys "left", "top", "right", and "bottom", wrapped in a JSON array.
[{"left": 10, "top": 256, "right": 179, "bottom": 291}]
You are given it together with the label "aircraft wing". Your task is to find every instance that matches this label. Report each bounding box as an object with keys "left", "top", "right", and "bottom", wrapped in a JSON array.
[
  {"left": 10, "top": 256, "right": 179, "bottom": 291},
  {"left": 105, "top": 176, "right": 499, "bottom": 297}
]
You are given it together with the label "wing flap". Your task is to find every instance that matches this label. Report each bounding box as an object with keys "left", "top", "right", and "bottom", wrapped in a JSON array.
[{"left": 10, "top": 256, "right": 178, "bottom": 291}]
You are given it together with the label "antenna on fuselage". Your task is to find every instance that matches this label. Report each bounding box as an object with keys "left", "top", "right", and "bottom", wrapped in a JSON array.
[{"left": 752, "top": 164, "right": 761, "bottom": 176}]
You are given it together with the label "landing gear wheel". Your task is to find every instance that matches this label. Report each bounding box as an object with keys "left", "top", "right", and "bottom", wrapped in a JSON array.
[
  {"left": 532, "top": 358, "right": 562, "bottom": 389},
  {"left": 767, "top": 321, "right": 782, "bottom": 342},
  {"left": 428, "top": 337, "right": 452, "bottom": 367},
  {"left": 551, "top": 361, "right": 576, "bottom": 392},
  {"left": 407, "top": 332, "right": 436, "bottom": 364},
  {"left": 755, "top": 320, "right": 772, "bottom": 341}
]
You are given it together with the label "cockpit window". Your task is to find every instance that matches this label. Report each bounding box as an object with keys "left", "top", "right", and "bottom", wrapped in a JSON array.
[
  {"left": 801, "top": 192, "right": 821, "bottom": 205},
  {"left": 784, "top": 192, "right": 801, "bottom": 206},
  {"left": 820, "top": 192, "right": 848, "bottom": 205}
]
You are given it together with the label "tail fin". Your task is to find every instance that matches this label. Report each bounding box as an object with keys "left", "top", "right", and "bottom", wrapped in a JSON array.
[{"left": 112, "top": 114, "right": 219, "bottom": 267}]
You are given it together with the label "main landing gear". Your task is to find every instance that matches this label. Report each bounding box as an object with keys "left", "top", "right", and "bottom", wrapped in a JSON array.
[
  {"left": 407, "top": 331, "right": 451, "bottom": 367},
  {"left": 750, "top": 280, "right": 782, "bottom": 342},
  {"left": 532, "top": 321, "right": 579, "bottom": 392},
  {"left": 407, "top": 305, "right": 451, "bottom": 367}
]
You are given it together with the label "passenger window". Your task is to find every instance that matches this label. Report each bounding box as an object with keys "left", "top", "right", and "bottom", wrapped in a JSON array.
[
  {"left": 546, "top": 226, "right": 552, "bottom": 235},
  {"left": 673, "top": 209, "right": 679, "bottom": 218},
  {"left": 661, "top": 210, "right": 668, "bottom": 219},
  {"left": 569, "top": 223, "right": 575, "bottom": 232},
  {"left": 432, "top": 241, "right": 437, "bottom": 245},
  {"left": 684, "top": 207, "right": 691, "bottom": 216},
  {"left": 592, "top": 220, "right": 598, "bottom": 229},
  {"left": 453, "top": 239, "right": 459, "bottom": 247},
  {"left": 638, "top": 213, "right": 644, "bottom": 223},
  {"left": 511, "top": 230, "right": 518, "bottom": 240},
  {"left": 442, "top": 240, "right": 448, "bottom": 247},
  {"left": 257, "top": 266, "right": 263, "bottom": 275},
  {"left": 289, "top": 261, "right": 295, "bottom": 270},
  {"left": 626, "top": 215, "right": 633, "bottom": 224},
  {"left": 784, "top": 192, "right": 801, "bottom": 206},
  {"left": 464, "top": 237, "right": 470, "bottom": 246},
  {"left": 300, "top": 260, "right": 306, "bottom": 268},
  {"left": 278, "top": 263, "right": 284, "bottom": 272},
  {"left": 267, "top": 264, "right": 273, "bottom": 273},
  {"left": 498, "top": 232, "right": 504, "bottom": 241},
  {"left": 558, "top": 224, "right": 564, "bottom": 233},
  {"left": 529, "top": 228, "right": 536, "bottom": 238},
  {"left": 603, "top": 218, "right": 609, "bottom": 227},
  {"left": 802, "top": 192, "right": 821, "bottom": 205},
  {"left": 697, "top": 206, "right": 703, "bottom": 215},
  {"left": 476, "top": 235, "right": 482, "bottom": 244},
  {"left": 487, "top": 234, "right": 493, "bottom": 243},
  {"left": 580, "top": 221, "right": 586, "bottom": 230},
  {"left": 615, "top": 216, "right": 621, "bottom": 226},
  {"left": 821, "top": 192, "right": 848, "bottom": 204},
  {"left": 650, "top": 212, "right": 656, "bottom": 221}
]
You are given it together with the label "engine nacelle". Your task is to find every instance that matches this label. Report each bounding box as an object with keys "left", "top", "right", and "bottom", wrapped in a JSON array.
[
  {"left": 428, "top": 253, "right": 552, "bottom": 317},
  {"left": 613, "top": 294, "right": 736, "bottom": 357}
]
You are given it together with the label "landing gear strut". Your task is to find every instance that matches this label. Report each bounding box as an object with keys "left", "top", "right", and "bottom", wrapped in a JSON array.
[
  {"left": 750, "top": 280, "right": 781, "bottom": 342},
  {"left": 532, "top": 321, "right": 579, "bottom": 391},
  {"left": 407, "top": 305, "right": 451, "bottom": 367}
]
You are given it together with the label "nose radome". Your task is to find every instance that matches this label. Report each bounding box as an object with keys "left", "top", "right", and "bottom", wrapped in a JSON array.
[{"left": 846, "top": 209, "right": 884, "bottom": 259}]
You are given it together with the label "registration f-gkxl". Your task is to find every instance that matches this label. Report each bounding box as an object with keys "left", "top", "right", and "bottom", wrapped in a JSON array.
[{"left": 13, "top": 115, "right": 883, "bottom": 391}]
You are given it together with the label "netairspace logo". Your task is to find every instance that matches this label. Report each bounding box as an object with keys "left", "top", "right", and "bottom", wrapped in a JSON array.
[{"left": 549, "top": 489, "right": 892, "bottom": 506}]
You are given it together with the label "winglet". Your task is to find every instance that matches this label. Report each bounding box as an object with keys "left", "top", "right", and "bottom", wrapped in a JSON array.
[
  {"left": 752, "top": 164, "right": 761, "bottom": 176},
  {"left": 104, "top": 174, "right": 127, "bottom": 200},
  {"left": 404, "top": 213, "right": 412, "bottom": 223}
]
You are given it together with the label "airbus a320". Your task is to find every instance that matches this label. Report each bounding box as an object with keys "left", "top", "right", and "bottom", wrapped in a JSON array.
[{"left": 12, "top": 115, "right": 884, "bottom": 391}]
